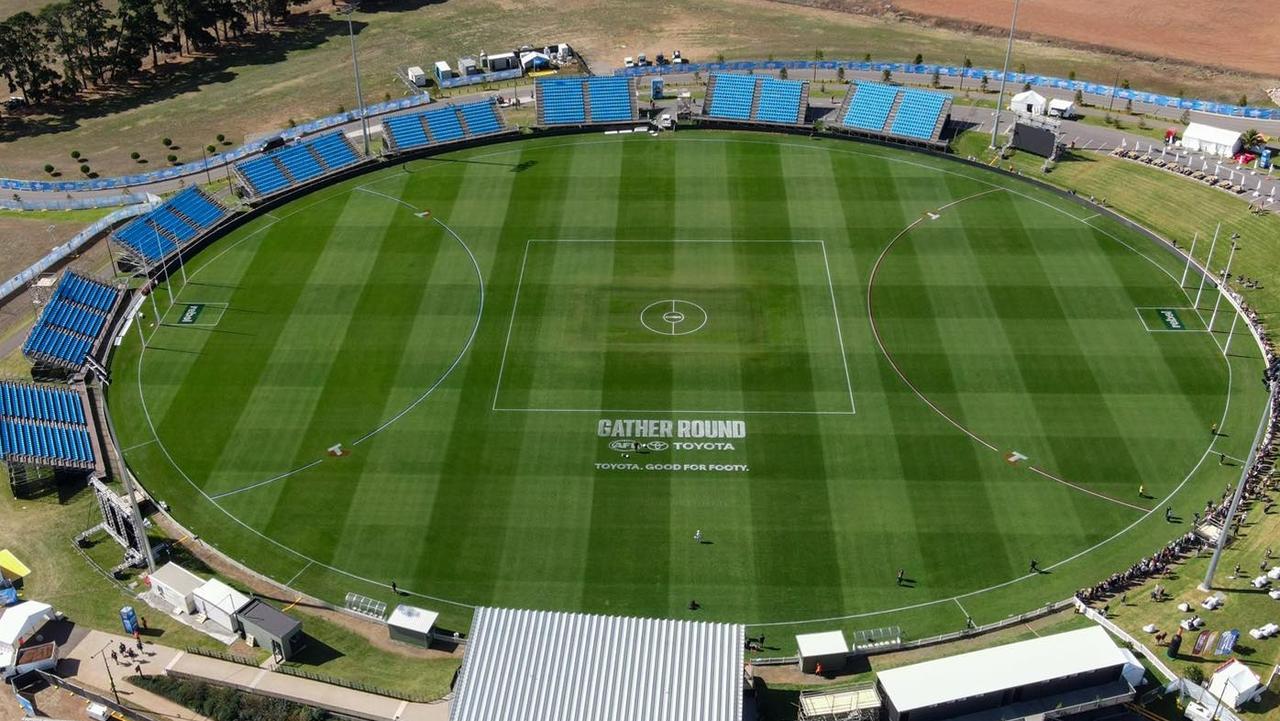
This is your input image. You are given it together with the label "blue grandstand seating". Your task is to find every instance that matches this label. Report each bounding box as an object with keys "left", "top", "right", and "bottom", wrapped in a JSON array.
[
  {"left": 112, "top": 188, "right": 228, "bottom": 262},
  {"left": 755, "top": 77, "right": 804, "bottom": 124},
  {"left": 0, "top": 420, "right": 93, "bottom": 466},
  {"left": 0, "top": 382, "right": 86, "bottom": 424},
  {"left": 707, "top": 74, "right": 756, "bottom": 120},
  {"left": 234, "top": 131, "right": 363, "bottom": 196},
  {"left": 459, "top": 102, "right": 503, "bottom": 135},
  {"left": 275, "top": 145, "right": 324, "bottom": 183},
  {"left": 586, "top": 77, "right": 634, "bottom": 123},
  {"left": 308, "top": 133, "right": 360, "bottom": 170},
  {"left": 22, "top": 271, "right": 122, "bottom": 370},
  {"left": 538, "top": 78, "right": 587, "bottom": 125},
  {"left": 238, "top": 156, "right": 290, "bottom": 195},
  {"left": 841, "top": 82, "right": 900, "bottom": 132},
  {"left": 424, "top": 107, "right": 466, "bottom": 142},
  {"left": 889, "top": 89, "right": 949, "bottom": 140},
  {"left": 382, "top": 100, "right": 507, "bottom": 152},
  {"left": 384, "top": 115, "right": 430, "bottom": 150}
]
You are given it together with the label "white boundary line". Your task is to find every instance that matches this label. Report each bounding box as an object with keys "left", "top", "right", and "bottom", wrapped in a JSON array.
[
  {"left": 491, "top": 237, "right": 857, "bottom": 415},
  {"left": 121, "top": 133, "right": 1263, "bottom": 625}
]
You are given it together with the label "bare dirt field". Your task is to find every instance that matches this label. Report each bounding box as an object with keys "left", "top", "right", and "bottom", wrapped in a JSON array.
[{"left": 889, "top": 0, "right": 1280, "bottom": 79}]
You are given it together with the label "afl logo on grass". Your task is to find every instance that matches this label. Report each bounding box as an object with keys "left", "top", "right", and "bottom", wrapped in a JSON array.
[
  {"left": 608, "top": 439, "right": 670, "bottom": 454},
  {"left": 177, "top": 304, "right": 204, "bottom": 325}
]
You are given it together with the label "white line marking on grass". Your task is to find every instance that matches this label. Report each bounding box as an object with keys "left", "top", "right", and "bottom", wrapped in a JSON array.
[
  {"left": 209, "top": 459, "right": 324, "bottom": 500},
  {"left": 491, "top": 240, "right": 532, "bottom": 411},
  {"left": 820, "top": 241, "right": 857, "bottom": 415},
  {"left": 953, "top": 597, "right": 970, "bottom": 619},
  {"left": 284, "top": 560, "right": 313, "bottom": 587},
  {"left": 120, "top": 438, "right": 157, "bottom": 453}
]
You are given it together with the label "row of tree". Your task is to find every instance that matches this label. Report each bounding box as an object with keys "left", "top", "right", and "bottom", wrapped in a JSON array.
[{"left": 0, "top": 0, "right": 305, "bottom": 105}]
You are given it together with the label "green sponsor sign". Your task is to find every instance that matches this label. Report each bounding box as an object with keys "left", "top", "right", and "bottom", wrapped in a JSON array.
[
  {"left": 177, "top": 303, "right": 205, "bottom": 325},
  {"left": 1155, "top": 308, "right": 1185, "bottom": 331}
]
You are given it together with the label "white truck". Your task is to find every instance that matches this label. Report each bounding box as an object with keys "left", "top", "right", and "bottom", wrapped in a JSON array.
[{"left": 406, "top": 66, "right": 427, "bottom": 87}]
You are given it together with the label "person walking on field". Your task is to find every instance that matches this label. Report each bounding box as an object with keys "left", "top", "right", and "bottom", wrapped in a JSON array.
[{"left": 896, "top": 568, "right": 905, "bottom": 586}]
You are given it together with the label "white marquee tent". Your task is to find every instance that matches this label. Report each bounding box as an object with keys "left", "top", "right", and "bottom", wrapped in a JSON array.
[
  {"left": 1180, "top": 122, "right": 1243, "bottom": 158},
  {"left": 1208, "top": 659, "right": 1263, "bottom": 709},
  {"left": 0, "top": 601, "right": 54, "bottom": 671},
  {"left": 1010, "top": 90, "right": 1047, "bottom": 115}
]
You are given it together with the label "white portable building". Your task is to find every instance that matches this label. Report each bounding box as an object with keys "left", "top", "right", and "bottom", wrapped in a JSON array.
[
  {"left": 0, "top": 601, "right": 54, "bottom": 671},
  {"left": 1207, "top": 659, "right": 1263, "bottom": 709},
  {"left": 1048, "top": 98, "right": 1077, "bottom": 118},
  {"left": 1180, "top": 122, "right": 1243, "bottom": 157},
  {"left": 191, "top": 579, "right": 250, "bottom": 632},
  {"left": 434, "top": 61, "right": 455, "bottom": 82},
  {"left": 1010, "top": 89, "right": 1047, "bottom": 115},
  {"left": 484, "top": 52, "right": 519, "bottom": 72},
  {"left": 388, "top": 604, "right": 438, "bottom": 648},
  {"left": 407, "top": 66, "right": 427, "bottom": 87},
  {"left": 796, "top": 630, "right": 848, "bottom": 673},
  {"left": 148, "top": 562, "right": 204, "bottom": 614}
]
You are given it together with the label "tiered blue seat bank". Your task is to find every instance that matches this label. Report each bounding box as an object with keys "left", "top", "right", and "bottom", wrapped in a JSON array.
[
  {"left": 755, "top": 77, "right": 805, "bottom": 124},
  {"left": 235, "top": 131, "right": 363, "bottom": 197},
  {"left": 112, "top": 188, "right": 229, "bottom": 262},
  {"left": 0, "top": 381, "right": 86, "bottom": 425},
  {"left": 889, "top": 88, "right": 950, "bottom": 140},
  {"left": 841, "top": 82, "right": 900, "bottom": 132},
  {"left": 586, "top": 77, "right": 634, "bottom": 123},
  {"left": 381, "top": 100, "right": 507, "bottom": 153},
  {"left": 538, "top": 78, "right": 587, "bottom": 125},
  {"left": 707, "top": 74, "right": 756, "bottom": 120},
  {"left": 22, "top": 271, "right": 122, "bottom": 370},
  {"left": 0, "top": 419, "right": 94, "bottom": 467}
]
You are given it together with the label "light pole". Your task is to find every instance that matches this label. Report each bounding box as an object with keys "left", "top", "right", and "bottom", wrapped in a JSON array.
[
  {"left": 989, "top": 0, "right": 1021, "bottom": 149},
  {"left": 338, "top": 2, "right": 371, "bottom": 156}
]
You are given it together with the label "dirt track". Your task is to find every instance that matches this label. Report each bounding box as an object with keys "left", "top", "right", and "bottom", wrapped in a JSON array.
[{"left": 890, "top": 0, "right": 1280, "bottom": 79}]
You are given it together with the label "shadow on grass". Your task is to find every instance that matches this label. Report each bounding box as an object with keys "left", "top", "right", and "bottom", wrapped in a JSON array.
[
  {"left": 0, "top": 15, "right": 363, "bottom": 145},
  {"left": 287, "top": 635, "right": 344, "bottom": 667}
]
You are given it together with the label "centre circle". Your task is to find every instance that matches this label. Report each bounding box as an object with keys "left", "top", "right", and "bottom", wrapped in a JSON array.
[{"left": 640, "top": 299, "right": 709, "bottom": 336}]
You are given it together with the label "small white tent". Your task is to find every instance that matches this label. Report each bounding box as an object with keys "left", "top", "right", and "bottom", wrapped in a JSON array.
[
  {"left": 1010, "top": 90, "right": 1047, "bottom": 115},
  {"left": 1180, "top": 122, "right": 1242, "bottom": 158},
  {"left": 1207, "top": 658, "right": 1263, "bottom": 709},
  {"left": 0, "top": 601, "right": 54, "bottom": 671}
]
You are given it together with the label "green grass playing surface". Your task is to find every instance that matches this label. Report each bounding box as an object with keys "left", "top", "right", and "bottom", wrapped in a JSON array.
[{"left": 108, "top": 131, "right": 1267, "bottom": 641}]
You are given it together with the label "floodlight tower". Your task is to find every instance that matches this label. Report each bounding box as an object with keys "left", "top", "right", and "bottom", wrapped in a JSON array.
[
  {"left": 337, "top": 1, "right": 372, "bottom": 156},
  {"left": 988, "top": 0, "right": 1022, "bottom": 149}
]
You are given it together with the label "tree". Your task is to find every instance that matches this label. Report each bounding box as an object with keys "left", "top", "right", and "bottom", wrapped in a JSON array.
[
  {"left": 979, "top": 74, "right": 989, "bottom": 93},
  {"left": 1183, "top": 664, "right": 1205, "bottom": 686},
  {"left": 1241, "top": 128, "right": 1262, "bottom": 150},
  {"left": 959, "top": 57, "right": 971, "bottom": 92},
  {"left": 1074, "top": 89, "right": 1084, "bottom": 106},
  {"left": 1017, "top": 62, "right": 1026, "bottom": 74},
  {"left": 931, "top": 68, "right": 940, "bottom": 88},
  {"left": 0, "top": 13, "right": 61, "bottom": 103},
  {"left": 836, "top": 66, "right": 845, "bottom": 83},
  {"left": 812, "top": 49, "right": 823, "bottom": 82},
  {"left": 715, "top": 52, "right": 725, "bottom": 64},
  {"left": 1124, "top": 98, "right": 1132, "bottom": 114},
  {"left": 1068, "top": 70, "right": 1076, "bottom": 81},
  {"left": 116, "top": 0, "right": 172, "bottom": 71},
  {"left": 779, "top": 67, "right": 788, "bottom": 80},
  {"left": 913, "top": 53, "right": 923, "bottom": 65},
  {"left": 863, "top": 52, "right": 871, "bottom": 62},
  {"left": 1239, "top": 94, "right": 1249, "bottom": 107},
  {"left": 881, "top": 68, "right": 891, "bottom": 83},
  {"left": 1120, "top": 79, "right": 1130, "bottom": 89},
  {"left": 43, "top": 164, "right": 54, "bottom": 174}
]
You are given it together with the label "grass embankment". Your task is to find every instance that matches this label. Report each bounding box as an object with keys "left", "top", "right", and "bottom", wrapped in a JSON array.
[{"left": 952, "top": 130, "right": 1280, "bottom": 317}]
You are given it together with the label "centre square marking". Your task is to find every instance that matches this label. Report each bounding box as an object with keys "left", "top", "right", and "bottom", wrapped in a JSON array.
[{"left": 492, "top": 239, "right": 856, "bottom": 416}]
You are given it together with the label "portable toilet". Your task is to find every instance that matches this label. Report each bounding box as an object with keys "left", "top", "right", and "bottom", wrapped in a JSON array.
[{"left": 651, "top": 77, "right": 664, "bottom": 100}]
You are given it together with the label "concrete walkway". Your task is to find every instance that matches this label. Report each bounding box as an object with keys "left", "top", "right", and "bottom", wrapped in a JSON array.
[
  {"left": 59, "top": 628, "right": 448, "bottom": 721},
  {"left": 61, "top": 629, "right": 210, "bottom": 721}
]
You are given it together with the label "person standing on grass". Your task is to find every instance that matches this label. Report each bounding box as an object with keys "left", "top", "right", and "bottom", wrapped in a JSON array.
[
  {"left": 1139, "top": 484, "right": 1146, "bottom": 498},
  {"left": 896, "top": 568, "right": 905, "bottom": 586},
  {"left": 694, "top": 530, "right": 702, "bottom": 543},
  {"left": 391, "top": 581, "right": 398, "bottom": 595},
  {"left": 1029, "top": 559, "right": 1039, "bottom": 574}
]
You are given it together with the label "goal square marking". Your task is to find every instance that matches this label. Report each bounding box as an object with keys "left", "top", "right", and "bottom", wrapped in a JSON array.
[
  {"left": 492, "top": 239, "right": 856, "bottom": 415},
  {"left": 166, "top": 301, "right": 228, "bottom": 328}
]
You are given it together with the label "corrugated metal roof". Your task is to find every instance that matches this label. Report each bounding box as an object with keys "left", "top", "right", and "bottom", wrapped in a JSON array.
[{"left": 450, "top": 607, "right": 744, "bottom": 721}]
